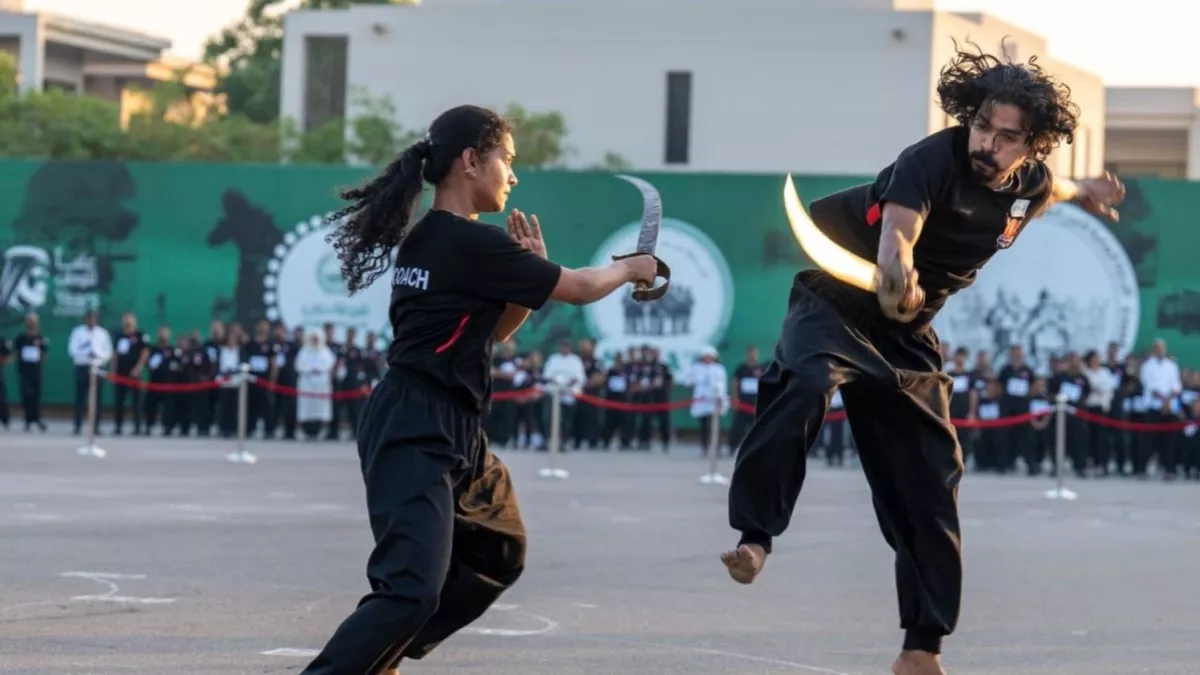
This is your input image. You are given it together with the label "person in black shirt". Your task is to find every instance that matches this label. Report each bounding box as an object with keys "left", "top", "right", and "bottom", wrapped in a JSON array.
[
  {"left": 0, "top": 334, "right": 10, "bottom": 429},
  {"left": 720, "top": 45, "right": 1125, "bottom": 675},
  {"left": 242, "top": 319, "right": 276, "bottom": 439},
  {"left": 1049, "top": 351, "right": 1091, "bottom": 477},
  {"left": 945, "top": 347, "right": 980, "bottom": 468},
  {"left": 13, "top": 313, "right": 47, "bottom": 432},
  {"left": 112, "top": 312, "right": 150, "bottom": 435},
  {"left": 998, "top": 345, "right": 1035, "bottom": 474},
  {"left": 272, "top": 323, "right": 301, "bottom": 440},
  {"left": 729, "top": 345, "right": 764, "bottom": 454},
  {"left": 299, "top": 104, "right": 657, "bottom": 675},
  {"left": 142, "top": 326, "right": 176, "bottom": 435},
  {"left": 601, "top": 352, "right": 633, "bottom": 449},
  {"left": 572, "top": 339, "right": 605, "bottom": 450}
]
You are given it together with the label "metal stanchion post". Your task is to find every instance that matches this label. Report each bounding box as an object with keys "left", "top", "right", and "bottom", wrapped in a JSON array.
[
  {"left": 76, "top": 359, "right": 106, "bottom": 458},
  {"left": 1044, "top": 392, "right": 1076, "bottom": 500},
  {"left": 227, "top": 364, "right": 258, "bottom": 465},
  {"left": 700, "top": 399, "right": 729, "bottom": 485},
  {"left": 538, "top": 383, "right": 569, "bottom": 479}
]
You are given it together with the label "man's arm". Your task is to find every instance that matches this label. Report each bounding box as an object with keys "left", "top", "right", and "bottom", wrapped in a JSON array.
[
  {"left": 876, "top": 203, "right": 926, "bottom": 322},
  {"left": 1042, "top": 172, "right": 1125, "bottom": 220}
]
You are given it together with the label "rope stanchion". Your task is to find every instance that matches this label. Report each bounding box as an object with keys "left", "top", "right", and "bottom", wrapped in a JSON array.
[
  {"left": 227, "top": 364, "right": 258, "bottom": 465},
  {"left": 1045, "top": 392, "right": 1077, "bottom": 501},
  {"left": 76, "top": 360, "right": 106, "bottom": 459},
  {"left": 699, "top": 399, "right": 729, "bottom": 486},
  {"left": 537, "top": 383, "right": 569, "bottom": 480}
]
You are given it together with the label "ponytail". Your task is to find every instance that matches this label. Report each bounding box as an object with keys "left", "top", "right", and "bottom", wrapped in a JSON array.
[{"left": 326, "top": 137, "right": 431, "bottom": 295}]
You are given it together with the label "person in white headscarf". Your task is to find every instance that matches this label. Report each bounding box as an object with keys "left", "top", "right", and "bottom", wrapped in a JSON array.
[
  {"left": 296, "top": 329, "right": 337, "bottom": 440},
  {"left": 690, "top": 346, "right": 729, "bottom": 455}
]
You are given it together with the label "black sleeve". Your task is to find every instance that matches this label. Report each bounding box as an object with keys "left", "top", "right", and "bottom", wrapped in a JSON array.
[
  {"left": 1024, "top": 162, "right": 1055, "bottom": 219},
  {"left": 876, "top": 135, "right": 955, "bottom": 220},
  {"left": 459, "top": 224, "right": 563, "bottom": 310}
]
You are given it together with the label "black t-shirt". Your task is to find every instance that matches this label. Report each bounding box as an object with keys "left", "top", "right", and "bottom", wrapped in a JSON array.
[
  {"left": 114, "top": 331, "right": 149, "bottom": 373},
  {"left": 147, "top": 344, "right": 176, "bottom": 382},
  {"left": 387, "top": 210, "right": 563, "bottom": 413},
  {"left": 241, "top": 340, "right": 274, "bottom": 376},
  {"left": 807, "top": 125, "right": 1054, "bottom": 327},
  {"left": 1050, "top": 372, "right": 1091, "bottom": 406},
  {"left": 946, "top": 365, "right": 982, "bottom": 412},
  {"left": 997, "top": 364, "right": 1035, "bottom": 407},
  {"left": 14, "top": 334, "right": 47, "bottom": 373},
  {"left": 733, "top": 362, "right": 765, "bottom": 403}
]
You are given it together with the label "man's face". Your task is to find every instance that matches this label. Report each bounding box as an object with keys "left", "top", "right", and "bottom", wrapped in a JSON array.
[
  {"left": 1009, "top": 345, "right": 1024, "bottom": 366},
  {"left": 968, "top": 101, "right": 1031, "bottom": 186}
]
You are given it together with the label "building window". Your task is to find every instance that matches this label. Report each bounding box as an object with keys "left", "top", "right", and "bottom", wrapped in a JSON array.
[
  {"left": 664, "top": 71, "right": 692, "bottom": 165},
  {"left": 304, "top": 36, "right": 348, "bottom": 132}
]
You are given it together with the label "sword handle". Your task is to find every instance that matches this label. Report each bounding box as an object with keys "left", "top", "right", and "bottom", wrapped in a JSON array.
[{"left": 612, "top": 252, "right": 671, "bottom": 302}]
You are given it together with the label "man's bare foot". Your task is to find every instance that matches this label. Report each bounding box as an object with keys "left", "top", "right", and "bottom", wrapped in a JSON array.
[
  {"left": 719, "top": 543, "right": 767, "bottom": 584},
  {"left": 892, "top": 650, "right": 946, "bottom": 675}
]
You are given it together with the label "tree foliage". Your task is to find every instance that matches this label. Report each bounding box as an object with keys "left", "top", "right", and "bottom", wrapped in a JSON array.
[{"left": 0, "top": 0, "right": 631, "bottom": 169}]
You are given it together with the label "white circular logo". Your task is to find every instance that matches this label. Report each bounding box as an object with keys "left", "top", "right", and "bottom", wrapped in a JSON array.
[
  {"left": 932, "top": 202, "right": 1140, "bottom": 372},
  {"left": 264, "top": 214, "right": 393, "bottom": 343},
  {"left": 584, "top": 217, "right": 734, "bottom": 381}
]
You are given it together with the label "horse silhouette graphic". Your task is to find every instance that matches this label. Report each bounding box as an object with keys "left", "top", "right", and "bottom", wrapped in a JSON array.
[{"left": 207, "top": 190, "right": 283, "bottom": 328}]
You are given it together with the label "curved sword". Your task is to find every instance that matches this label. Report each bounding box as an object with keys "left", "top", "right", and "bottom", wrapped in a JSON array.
[
  {"left": 782, "top": 173, "right": 879, "bottom": 292},
  {"left": 612, "top": 174, "right": 671, "bottom": 302}
]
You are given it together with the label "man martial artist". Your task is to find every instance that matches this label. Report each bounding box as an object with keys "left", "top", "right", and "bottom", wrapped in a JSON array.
[{"left": 719, "top": 42, "right": 1126, "bottom": 675}]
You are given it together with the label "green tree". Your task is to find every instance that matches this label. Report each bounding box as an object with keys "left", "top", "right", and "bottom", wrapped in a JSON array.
[{"left": 203, "top": 0, "right": 396, "bottom": 124}]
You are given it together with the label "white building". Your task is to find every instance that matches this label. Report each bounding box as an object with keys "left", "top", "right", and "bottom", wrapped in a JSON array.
[
  {"left": 0, "top": 0, "right": 218, "bottom": 125},
  {"left": 1105, "top": 87, "right": 1200, "bottom": 179},
  {"left": 280, "top": 0, "right": 1105, "bottom": 178}
]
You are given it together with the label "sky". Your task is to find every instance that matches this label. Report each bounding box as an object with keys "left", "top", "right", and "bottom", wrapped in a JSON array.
[{"left": 18, "top": 0, "right": 1200, "bottom": 87}]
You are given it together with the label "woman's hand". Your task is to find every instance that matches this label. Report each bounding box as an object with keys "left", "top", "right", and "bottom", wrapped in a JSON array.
[{"left": 508, "top": 208, "right": 547, "bottom": 258}]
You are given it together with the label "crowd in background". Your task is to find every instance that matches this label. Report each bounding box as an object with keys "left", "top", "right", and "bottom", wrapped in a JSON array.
[
  {"left": 2, "top": 309, "right": 1198, "bottom": 482},
  {"left": 0, "top": 310, "right": 387, "bottom": 441}
]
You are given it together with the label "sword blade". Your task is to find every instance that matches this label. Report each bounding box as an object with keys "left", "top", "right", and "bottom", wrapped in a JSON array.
[
  {"left": 783, "top": 173, "right": 879, "bottom": 293},
  {"left": 616, "top": 174, "right": 662, "bottom": 253}
]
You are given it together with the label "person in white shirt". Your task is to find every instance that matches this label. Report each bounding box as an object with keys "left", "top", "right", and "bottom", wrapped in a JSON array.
[
  {"left": 541, "top": 341, "right": 586, "bottom": 445},
  {"left": 66, "top": 309, "right": 114, "bottom": 436},
  {"left": 690, "top": 346, "right": 729, "bottom": 455},
  {"left": 1140, "top": 338, "right": 1183, "bottom": 477},
  {"left": 1082, "top": 350, "right": 1117, "bottom": 476}
]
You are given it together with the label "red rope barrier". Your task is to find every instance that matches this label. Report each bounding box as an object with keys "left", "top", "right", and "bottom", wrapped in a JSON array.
[
  {"left": 103, "top": 370, "right": 229, "bottom": 393},
  {"left": 96, "top": 371, "right": 1200, "bottom": 434},
  {"left": 1071, "top": 407, "right": 1195, "bottom": 433},
  {"left": 252, "top": 378, "right": 373, "bottom": 400}
]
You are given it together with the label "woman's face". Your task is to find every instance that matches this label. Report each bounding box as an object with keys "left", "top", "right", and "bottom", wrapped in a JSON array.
[{"left": 468, "top": 132, "right": 518, "bottom": 213}]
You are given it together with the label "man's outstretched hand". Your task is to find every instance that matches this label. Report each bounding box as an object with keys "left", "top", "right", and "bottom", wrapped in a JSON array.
[{"left": 1075, "top": 171, "right": 1126, "bottom": 221}]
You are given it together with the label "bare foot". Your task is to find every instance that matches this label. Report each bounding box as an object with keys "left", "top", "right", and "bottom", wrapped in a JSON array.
[
  {"left": 892, "top": 650, "right": 946, "bottom": 675},
  {"left": 719, "top": 543, "right": 767, "bottom": 584}
]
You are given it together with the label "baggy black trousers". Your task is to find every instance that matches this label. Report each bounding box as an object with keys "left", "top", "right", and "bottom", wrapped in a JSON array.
[
  {"left": 728, "top": 270, "right": 964, "bottom": 655},
  {"left": 300, "top": 370, "right": 527, "bottom": 675}
]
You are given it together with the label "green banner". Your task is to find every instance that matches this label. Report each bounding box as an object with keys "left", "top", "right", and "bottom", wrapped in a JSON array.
[{"left": 0, "top": 161, "right": 1196, "bottom": 412}]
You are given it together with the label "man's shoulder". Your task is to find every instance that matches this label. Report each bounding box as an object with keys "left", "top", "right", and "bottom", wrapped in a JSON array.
[{"left": 903, "top": 126, "right": 964, "bottom": 155}]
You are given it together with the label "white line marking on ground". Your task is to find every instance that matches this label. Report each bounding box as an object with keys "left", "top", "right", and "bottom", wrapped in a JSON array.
[
  {"left": 462, "top": 603, "right": 559, "bottom": 637},
  {"left": 60, "top": 571, "right": 176, "bottom": 604},
  {"left": 263, "top": 648, "right": 320, "bottom": 657}
]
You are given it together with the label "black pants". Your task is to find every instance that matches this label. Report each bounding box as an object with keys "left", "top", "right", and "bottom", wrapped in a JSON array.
[
  {"left": 19, "top": 369, "right": 41, "bottom": 425},
  {"left": 112, "top": 374, "right": 143, "bottom": 434},
  {"left": 728, "top": 270, "right": 962, "bottom": 655},
  {"left": 601, "top": 394, "right": 633, "bottom": 449},
  {"left": 301, "top": 372, "right": 526, "bottom": 675},
  {"left": 0, "top": 375, "right": 8, "bottom": 426}
]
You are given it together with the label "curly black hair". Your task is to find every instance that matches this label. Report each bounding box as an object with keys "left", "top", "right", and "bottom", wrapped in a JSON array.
[
  {"left": 325, "top": 105, "right": 512, "bottom": 295},
  {"left": 936, "top": 39, "right": 1080, "bottom": 161}
]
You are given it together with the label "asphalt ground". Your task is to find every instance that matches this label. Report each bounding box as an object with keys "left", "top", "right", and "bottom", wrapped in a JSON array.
[{"left": 3, "top": 425, "right": 1200, "bottom": 675}]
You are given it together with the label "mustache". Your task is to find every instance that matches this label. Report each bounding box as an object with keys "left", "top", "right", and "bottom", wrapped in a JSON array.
[{"left": 970, "top": 151, "right": 998, "bottom": 169}]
